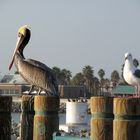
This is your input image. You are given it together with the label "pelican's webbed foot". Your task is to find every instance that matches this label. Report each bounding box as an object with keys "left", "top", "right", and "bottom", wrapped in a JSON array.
[
  {"left": 37, "top": 88, "right": 42, "bottom": 95},
  {"left": 28, "top": 85, "right": 35, "bottom": 95}
]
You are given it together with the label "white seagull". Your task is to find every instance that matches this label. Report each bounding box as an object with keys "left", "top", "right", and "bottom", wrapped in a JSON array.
[{"left": 122, "top": 52, "right": 140, "bottom": 96}]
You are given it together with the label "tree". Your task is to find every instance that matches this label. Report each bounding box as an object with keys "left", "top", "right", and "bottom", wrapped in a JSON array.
[
  {"left": 82, "top": 65, "right": 94, "bottom": 94},
  {"left": 71, "top": 72, "right": 84, "bottom": 85},
  {"left": 104, "top": 78, "right": 110, "bottom": 91},
  {"left": 111, "top": 70, "right": 120, "bottom": 86},
  {"left": 52, "top": 66, "right": 62, "bottom": 84},
  {"left": 61, "top": 69, "right": 72, "bottom": 85},
  {"left": 92, "top": 77, "right": 100, "bottom": 95},
  {"left": 98, "top": 69, "right": 105, "bottom": 80},
  {"left": 98, "top": 69, "right": 105, "bottom": 92},
  {"left": 52, "top": 66, "right": 72, "bottom": 85}
]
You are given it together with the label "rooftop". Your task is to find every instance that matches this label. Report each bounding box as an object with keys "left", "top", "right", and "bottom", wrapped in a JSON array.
[{"left": 112, "top": 85, "right": 136, "bottom": 95}]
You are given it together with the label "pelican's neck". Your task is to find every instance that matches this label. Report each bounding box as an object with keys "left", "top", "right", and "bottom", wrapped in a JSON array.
[
  {"left": 14, "top": 52, "right": 25, "bottom": 70},
  {"left": 19, "top": 49, "right": 25, "bottom": 59}
]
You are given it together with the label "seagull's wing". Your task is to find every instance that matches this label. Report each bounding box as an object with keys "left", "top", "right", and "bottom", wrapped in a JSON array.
[
  {"left": 121, "top": 63, "right": 128, "bottom": 83},
  {"left": 133, "top": 69, "right": 140, "bottom": 78},
  {"left": 121, "top": 64, "right": 124, "bottom": 79}
]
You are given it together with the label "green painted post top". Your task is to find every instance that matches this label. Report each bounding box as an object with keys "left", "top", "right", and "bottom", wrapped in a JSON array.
[{"left": 53, "top": 132, "right": 89, "bottom": 140}]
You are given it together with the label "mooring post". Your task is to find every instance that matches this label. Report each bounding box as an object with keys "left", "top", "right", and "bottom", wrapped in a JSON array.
[
  {"left": 113, "top": 97, "right": 140, "bottom": 140},
  {"left": 90, "top": 96, "right": 113, "bottom": 140},
  {"left": 0, "top": 96, "right": 12, "bottom": 140},
  {"left": 33, "top": 95, "right": 59, "bottom": 140},
  {"left": 20, "top": 95, "right": 34, "bottom": 140}
]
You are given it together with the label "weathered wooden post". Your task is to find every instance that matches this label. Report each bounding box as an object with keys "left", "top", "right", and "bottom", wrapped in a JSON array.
[
  {"left": 113, "top": 97, "right": 140, "bottom": 140},
  {"left": 0, "top": 96, "right": 12, "bottom": 140},
  {"left": 20, "top": 95, "right": 34, "bottom": 140},
  {"left": 90, "top": 96, "right": 113, "bottom": 140},
  {"left": 33, "top": 95, "right": 59, "bottom": 140}
]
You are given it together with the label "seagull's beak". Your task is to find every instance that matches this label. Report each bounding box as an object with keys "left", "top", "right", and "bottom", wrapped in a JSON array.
[
  {"left": 9, "top": 34, "right": 24, "bottom": 70},
  {"left": 125, "top": 56, "right": 128, "bottom": 60}
]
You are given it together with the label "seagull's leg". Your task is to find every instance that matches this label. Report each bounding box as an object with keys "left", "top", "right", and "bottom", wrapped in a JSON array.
[
  {"left": 138, "top": 86, "right": 139, "bottom": 97},
  {"left": 28, "top": 85, "right": 34, "bottom": 95},
  {"left": 137, "top": 86, "right": 139, "bottom": 97},
  {"left": 134, "top": 86, "right": 137, "bottom": 97}
]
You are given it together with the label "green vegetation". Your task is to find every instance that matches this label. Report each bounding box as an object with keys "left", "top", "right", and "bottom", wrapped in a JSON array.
[{"left": 51, "top": 65, "right": 125, "bottom": 96}]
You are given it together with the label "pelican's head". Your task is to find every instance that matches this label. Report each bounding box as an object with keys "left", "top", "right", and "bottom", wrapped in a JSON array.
[
  {"left": 9, "top": 25, "right": 31, "bottom": 70},
  {"left": 125, "top": 52, "right": 132, "bottom": 61}
]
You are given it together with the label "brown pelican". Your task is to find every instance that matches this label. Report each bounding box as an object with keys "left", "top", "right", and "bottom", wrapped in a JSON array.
[{"left": 9, "top": 25, "right": 58, "bottom": 95}]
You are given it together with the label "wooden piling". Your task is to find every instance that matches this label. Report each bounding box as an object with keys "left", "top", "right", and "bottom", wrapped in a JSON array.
[
  {"left": 90, "top": 96, "right": 113, "bottom": 140},
  {"left": 33, "top": 95, "right": 59, "bottom": 140},
  {"left": 20, "top": 95, "right": 34, "bottom": 140},
  {"left": 113, "top": 97, "right": 140, "bottom": 140},
  {"left": 0, "top": 96, "right": 12, "bottom": 140}
]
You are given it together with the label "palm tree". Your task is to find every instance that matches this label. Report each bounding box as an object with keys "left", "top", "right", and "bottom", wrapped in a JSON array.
[
  {"left": 61, "top": 69, "right": 72, "bottom": 85},
  {"left": 52, "top": 66, "right": 72, "bottom": 85},
  {"left": 98, "top": 69, "right": 105, "bottom": 80},
  {"left": 92, "top": 77, "right": 100, "bottom": 95},
  {"left": 98, "top": 69, "right": 105, "bottom": 92},
  {"left": 111, "top": 70, "right": 120, "bottom": 87},
  {"left": 82, "top": 65, "right": 94, "bottom": 94},
  {"left": 104, "top": 78, "right": 110, "bottom": 92},
  {"left": 52, "top": 66, "right": 62, "bottom": 84},
  {"left": 71, "top": 72, "right": 84, "bottom": 85}
]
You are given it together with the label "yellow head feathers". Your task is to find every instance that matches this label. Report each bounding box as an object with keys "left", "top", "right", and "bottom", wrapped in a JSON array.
[{"left": 18, "top": 25, "right": 31, "bottom": 36}]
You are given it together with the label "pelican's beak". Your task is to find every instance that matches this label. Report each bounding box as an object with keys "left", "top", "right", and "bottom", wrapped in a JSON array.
[{"left": 9, "top": 34, "right": 24, "bottom": 70}]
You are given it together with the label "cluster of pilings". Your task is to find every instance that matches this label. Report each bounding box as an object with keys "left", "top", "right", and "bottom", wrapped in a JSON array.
[
  {"left": 1, "top": 96, "right": 140, "bottom": 140},
  {"left": 0, "top": 95, "right": 59, "bottom": 140},
  {"left": 90, "top": 96, "right": 140, "bottom": 140}
]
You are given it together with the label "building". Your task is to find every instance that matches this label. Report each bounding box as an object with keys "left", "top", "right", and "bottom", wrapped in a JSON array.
[
  {"left": 112, "top": 85, "right": 136, "bottom": 97},
  {"left": 0, "top": 74, "right": 29, "bottom": 96},
  {"left": 58, "top": 85, "right": 90, "bottom": 98}
]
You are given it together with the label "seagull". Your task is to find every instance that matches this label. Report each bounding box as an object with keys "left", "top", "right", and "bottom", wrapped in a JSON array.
[{"left": 122, "top": 52, "right": 140, "bottom": 96}]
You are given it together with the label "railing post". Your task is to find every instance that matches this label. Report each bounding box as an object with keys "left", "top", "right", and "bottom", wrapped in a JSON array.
[
  {"left": 90, "top": 96, "right": 113, "bottom": 140},
  {"left": 20, "top": 95, "right": 34, "bottom": 140},
  {"left": 0, "top": 96, "right": 12, "bottom": 140},
  {"left": 113, "top": 97, "right": 140, "bottom": 140},
  {"left": 33, "top": 95, "right": 59, "bottom": 140}
]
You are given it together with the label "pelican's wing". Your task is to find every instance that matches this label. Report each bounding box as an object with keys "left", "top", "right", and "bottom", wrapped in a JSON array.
[
  {"left": 133, "top": 69, "right": 140, "bottom": 79},
  {"left": 25, "top": 58, "right": 58, "bottom": 92},
  {"left": 26, "top": 59, "right": 52, "bottom": 72}
]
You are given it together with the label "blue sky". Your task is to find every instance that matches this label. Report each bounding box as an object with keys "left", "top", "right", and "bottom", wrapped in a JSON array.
[{"left": 1, "top": 0, "right": 140, "bottom": 78}]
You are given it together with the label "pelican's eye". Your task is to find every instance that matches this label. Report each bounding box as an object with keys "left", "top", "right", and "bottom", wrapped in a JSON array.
[{"left": 18, "top": 33, "right": 21, "bottom": 37}]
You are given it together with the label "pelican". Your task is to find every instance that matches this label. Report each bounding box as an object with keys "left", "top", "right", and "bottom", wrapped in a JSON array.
[{"left": 9, "top": 25, "right": 58, "bottom": 95}]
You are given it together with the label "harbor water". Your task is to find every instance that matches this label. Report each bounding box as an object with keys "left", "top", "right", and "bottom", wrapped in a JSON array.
[{"left": 12, "top": 113, "right": 91, "bottom": 125}]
